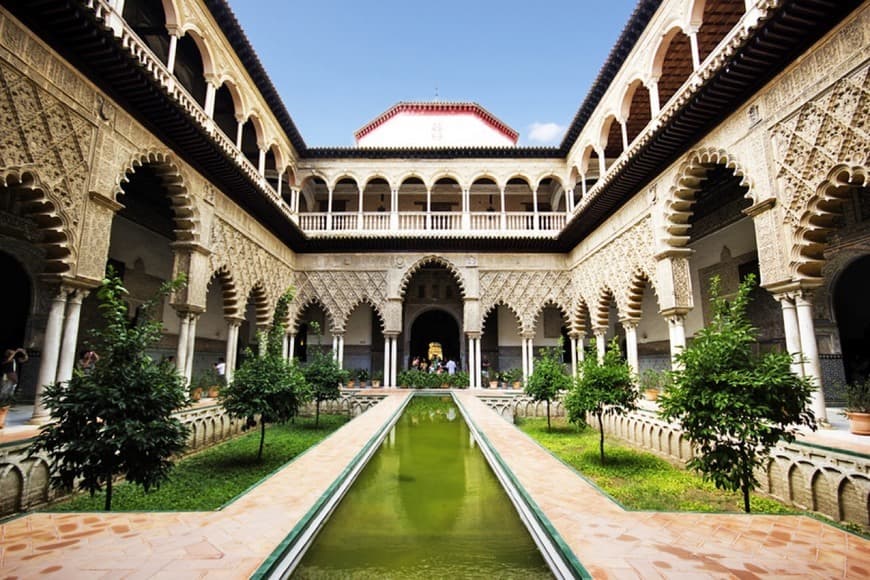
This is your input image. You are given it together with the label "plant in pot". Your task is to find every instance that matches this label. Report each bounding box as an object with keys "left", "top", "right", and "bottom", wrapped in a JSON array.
[
  {"left": 357, "top": 368, "right": 370, "bottom": 388},
  {"left": 639, "top": 369, "right": 670, "bottom": 401},
  {"left": 372, "top": 370, "right": 383, "bottom": 388},
  {"left": 844, "top": 378, "right": 870, "bottom": 435},
  {"left": 504, "top": 368, "right": 523, "bottom": 389},
  {"left": 488, "top": 369, "right": 500, "bottom": 389},
  {"left": 451, "top": 371, "right": 469, "bottom": 389},
  {"left": 346, "top": 368, "right": 358, "bottom": 388}
]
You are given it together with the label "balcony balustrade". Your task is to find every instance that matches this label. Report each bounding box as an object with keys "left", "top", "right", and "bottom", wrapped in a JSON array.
[{"left": 298, "top": 211, "right": 566, "bottom": 237}]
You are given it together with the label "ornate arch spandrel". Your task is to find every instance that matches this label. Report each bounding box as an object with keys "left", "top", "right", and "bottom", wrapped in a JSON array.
[
  {"left": 479, "top": 270, "right": 572, "bottom": 335},
  {"left": 293, "top": 270, "right": 388, "bottom": 334}
]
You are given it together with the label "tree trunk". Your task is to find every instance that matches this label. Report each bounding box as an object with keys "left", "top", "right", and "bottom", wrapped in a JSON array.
[
  {"left": 315, "top": 399, "right": 321, "bottom": 428},
  {"left": 546, "top": 399, "right": 551, "bottom": 431},
  {"left": 257, "top": 420, "right": 266, "bottom": 461},
  {"left": 742, "top": 483, "right": 751, "bottom": 513},
  {"left": 105, "top": 472, "right": 113, "bottom": 511},
  {"left": 597, "top": 412, "right": 605, "bottom": 465}
]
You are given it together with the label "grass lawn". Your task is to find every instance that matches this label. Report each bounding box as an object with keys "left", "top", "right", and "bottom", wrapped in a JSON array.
[
  {"left": 46, "top": 414, "right": 348, "bottom": 512},
  {"left": 517, "top": 416, "right": 795, "bottom": 514}
]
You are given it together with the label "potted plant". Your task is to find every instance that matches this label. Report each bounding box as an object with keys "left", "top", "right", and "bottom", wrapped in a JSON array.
[
  {"left": 844, "top": 378, "right": 870, "bottom": 435},
  {"left": 452, "top": 371, "right": 469, "bottom": 389},
  {"left": 372, "top": 370, "right": 383, "bottom": 388},
  {"left": 489, "top": 370, "right": 500, "bottom": 389},
  {"left": 346, "top": 368, "right": 358, "bottom": 388},
  {"left": 504, "top": 368, "right": 523, "bottom": 389},
  {"left": 639, "top": 369, "right": 669, "bottom": 401},
  {"left": 357, "top": 368, "right": 370, "bottom": 388}
]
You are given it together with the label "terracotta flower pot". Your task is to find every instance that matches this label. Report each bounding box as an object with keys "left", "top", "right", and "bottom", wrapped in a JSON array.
[
  {"left": 644, "top": 389, "right": 659, "bottom": 401},
  {"left": 846, "top": 411, "right": 870, "bottom": 435},
  {"left": 0, "top": 405, "right": 9, "bottom": 428}
]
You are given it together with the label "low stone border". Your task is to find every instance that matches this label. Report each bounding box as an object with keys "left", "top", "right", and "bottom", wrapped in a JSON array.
[{"left": 475, "top": 392, "right": 870, "bottom": 529}]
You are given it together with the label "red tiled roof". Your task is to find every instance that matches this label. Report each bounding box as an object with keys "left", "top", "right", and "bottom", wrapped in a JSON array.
[{"left": 354, "top": 102, "right": 519, "bottom": 144}]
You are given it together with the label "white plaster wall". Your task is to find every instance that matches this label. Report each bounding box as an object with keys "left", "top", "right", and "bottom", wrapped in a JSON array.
[
  {"left": 685, "top": 217, "right": 757, "bottom": 334},
  {"left": 358, "top": 112, "right": 515, "bottom": 148},
  {"left": 498, "top": 306, "right": 522, "bottom": 346},
  {"left": 197, "top": 286, "right": 227, "bottom": 340},
  {"left": 345, "top": 306, "right": 372, "bottom": 346},
  {"left": 637, "top": 287, "right": 669, "bottom": 343}
]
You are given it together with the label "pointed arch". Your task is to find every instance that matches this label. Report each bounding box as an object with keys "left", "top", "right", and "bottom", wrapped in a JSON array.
[
  {"left": 530, "top": 299, "right": 571, "bottom": 334},
  {"left": 116, "top": 150, "right": 200, "bottom": 243},
  {"left": 0, "top": 168, "right": 74, "bottom": 275},
  {"left": 663, "top": 147, "right": 755, "bottom": 249},
  {"left": 398, "top": 255, "right": 467, "bottom": 299}
]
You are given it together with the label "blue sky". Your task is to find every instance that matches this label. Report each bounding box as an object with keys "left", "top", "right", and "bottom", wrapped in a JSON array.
[{"left": 230, "top": 1, "right": 640, "bottom": 147}]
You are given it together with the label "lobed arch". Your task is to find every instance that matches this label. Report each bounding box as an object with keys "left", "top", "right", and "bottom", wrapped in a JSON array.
[
  {"left": 115, "top": 149, "right": 200, "bottom": 243},
  {"left": 791, "top": 164, "right": 870, "bottom": 281},
  {"left": 397, "top": 255, "right": 467, "bottom": 300},
  {"left": 208, "top": 266, "right": 241, "bottom": 318},
  {"left": 625, "top": 269, "right": 659, "bottom": 320},
  {"left": 343, "top": 297, "right": 387, "bottom": 333},
  {"left": 242, "top": 281, "right": 271, "bottom": 329},
  {"left": 0, "top": 168, "right": 74, "bottom": 276},
  {"left": 570, "top": 298, "right": 592, "bottom": 336},
  {"left": 481, "top": 300, "right": 522, "bottom": 333},
  {"left": 291, "top": 295, "right": 338, "bottom": 334},
  {"left": 529, "top": 299, "right": 571, "bottom": 335},
  {"left": 593, "top": 286, "right": 618, "bottom": 329},
  {"left": 662, "top": 147, "right": 755, "bottom": 249}
]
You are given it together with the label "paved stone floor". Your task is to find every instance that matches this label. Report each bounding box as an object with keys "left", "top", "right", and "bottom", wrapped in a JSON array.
[{"left": 1, "top": 391, "right": 868, "bottom": 578}]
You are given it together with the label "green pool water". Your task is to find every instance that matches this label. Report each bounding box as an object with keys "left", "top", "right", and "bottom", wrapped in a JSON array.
[{"left": 293, "top": 396, "right": 552, "bottom": 579}]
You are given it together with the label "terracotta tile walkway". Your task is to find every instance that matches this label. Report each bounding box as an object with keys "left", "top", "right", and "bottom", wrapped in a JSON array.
[
  {"left": 0, "top": 391, "right": 411, "bottom": 578},
  {"left": 455, "top": 391, "right": 870, "bottom": 579},
  {"left": 2, "top": 391, "right": 868, "bottom": 579}
]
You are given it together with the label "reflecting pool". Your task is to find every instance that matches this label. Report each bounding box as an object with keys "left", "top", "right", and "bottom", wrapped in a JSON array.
[{"left": 293, "top": 396, "right": 552, "bottom": 578}]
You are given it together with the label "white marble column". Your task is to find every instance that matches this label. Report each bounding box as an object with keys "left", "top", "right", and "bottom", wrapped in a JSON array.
[
  {"left": 166, "top": 33, "right": 179, "bottom": 75},
  {"left": 526, "top": 337, "right": 535, "bottom": 376},
  {"left": 795, "top": 292, "right": 828, "bottom": 424},
  {"left": 390, "top": 335, "right": 398, "bottom": 388},
  {"left": 383, "top": 335, "right": 392, "bottom": 388},
  {"left": 577, "top": 334, "right": 586, "bottom": 363},
  {"left": 337, "top": 334, "right": 345, "bottom": 369},
  {"left": 622, "top": 319, "right": 639, "bottom": 375},
  {"left": 281, "top": 333, "right": 289, "bottom": 360},
  {"left": 688, "top": 29, "right": 701, "bottom": 70},
  {"left": 225, "top": 319, "right": 241, "bottom": 383},
  {"left": 326, "top": 186, "right": 334, "bottom": 230},
  {"left": 521, "top": 337, "right": 528, "bottom": 383},
  {"left": 569, "top": 333, "right": 578, "bottom": 377},
  {"left": 776, "top": 293, "right": 804, "bottom": 378},
  {"left": 475, "top": 337, "right": 482, "bottom": 385},
  {"left": 184, "top": 314, "right": 198, "bottom": 383},
  {"left": 176, "top": 311, "right": 191, "bottom": 375},
  {"left": 288, "top": 333, "right": 296, "bottom": 362},
  {"left": 665, "top": 312, "right": 687, "bottom": 368},
  {"left": 31, "top": 288, "right": 69, "bottom": 424},
  {"left": 594, "top": 329, "right": 607, "bottom": 363},
  {"left": 56, "top": 289, "right": 89, "bottom": 384}
]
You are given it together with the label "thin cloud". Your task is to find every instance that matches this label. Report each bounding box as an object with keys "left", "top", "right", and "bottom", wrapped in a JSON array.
[{"left": 527, "top": 122, "right": 566, "bottom": 145}]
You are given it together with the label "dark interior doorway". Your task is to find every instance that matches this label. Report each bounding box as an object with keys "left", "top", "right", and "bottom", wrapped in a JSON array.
[
  {"left": 0, "top": 252, "right": 30, "bottom": 353},
  {"left": 410, "top": 310, "right": 460, "bottom": 365},
  {"left": 835, "top": 255, "right": 870, "bottom": 384}
]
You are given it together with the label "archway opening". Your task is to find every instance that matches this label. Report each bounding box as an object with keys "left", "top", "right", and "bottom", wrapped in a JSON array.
[
  {"left": 410, "top": 309, "right": 460, "bottom": 368},
  {"left": 0, "top": 252, "right": 30, "bottom": 355},
  {"left": 834, "top": 255, "right": 870, "bottom": 386}
]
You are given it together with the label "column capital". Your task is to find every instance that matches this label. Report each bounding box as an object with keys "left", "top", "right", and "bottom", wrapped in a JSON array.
[
  {"left": 465, "top": 331, "right": 482, "bottom": 340},
  {"left": 660, "top": 307, "right": 690, "bottom": 320},
  {"left": 654, "top": 247, "right": 694, "bottom": 261},
  {"left": 619, "top": 317, "right": 640, "bottom": 330},
  {"left": 225, "top": 316, "right": 245, "bottom": 327}
]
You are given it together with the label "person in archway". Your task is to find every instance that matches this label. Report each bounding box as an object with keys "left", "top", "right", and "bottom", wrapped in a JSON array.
[
  {"left": 445, "top": 357, "right": 457, "bottom": 375},
  {"left": 78, "top": 350, "right": 99, "bottom": 374},
  {"left": 481, "top": 355, "right": 491, "bottom": 379},
  {"left": 1, "top": 347, "right": 28, "bottom": 399}
]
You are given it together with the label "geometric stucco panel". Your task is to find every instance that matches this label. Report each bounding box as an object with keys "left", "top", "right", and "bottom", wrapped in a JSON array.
[
  {"left": 479, "top": 269, "right": 573, "bottom": 335},
  {"left": 571, "top": 215, "right": 658, "bottom": 325},
  {"left": 293, "top": 270, "right": 388, "bottom": 333}
]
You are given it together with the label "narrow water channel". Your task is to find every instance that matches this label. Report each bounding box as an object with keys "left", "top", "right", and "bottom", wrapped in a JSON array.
[{"left": 293, "top": 396, "right": 552, "bottom": 578}]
